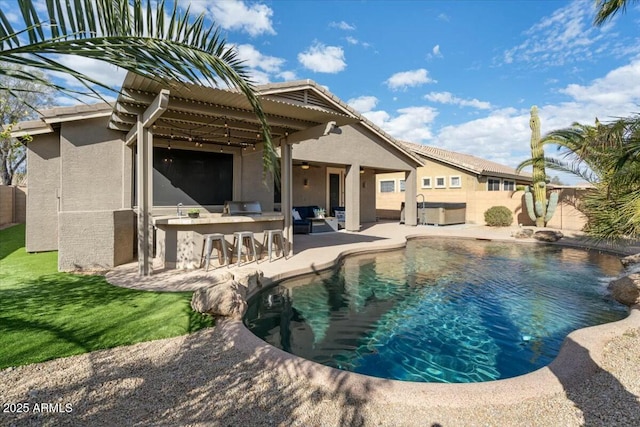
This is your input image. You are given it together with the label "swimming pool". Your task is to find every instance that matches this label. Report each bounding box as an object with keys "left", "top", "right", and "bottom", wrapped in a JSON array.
[{"left": 244, "top": 239, "right": 627, "bottom": 383}]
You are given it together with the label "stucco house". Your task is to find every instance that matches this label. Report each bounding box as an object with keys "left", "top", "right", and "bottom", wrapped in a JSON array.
[
  {"left": 13, "top": 75, "right": 422, "bottom": 275},
  {"left": 377, "top": 141, "right": 587, "bottom": 230}
]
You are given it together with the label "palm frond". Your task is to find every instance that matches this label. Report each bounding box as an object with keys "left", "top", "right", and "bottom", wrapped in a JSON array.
[
  {"left": 594, "top": 0, "right": 637, "bottom": 26},
  {"left": 0, "top": 0, "right": 276, "bottom": 174},
  {"left": 540, "top": 156, "right": 599, "bottom": 183}
]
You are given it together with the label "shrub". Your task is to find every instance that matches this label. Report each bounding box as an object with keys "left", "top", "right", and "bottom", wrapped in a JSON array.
[{"left": 484, "top": 206, "right": 513, "bottom": 227}]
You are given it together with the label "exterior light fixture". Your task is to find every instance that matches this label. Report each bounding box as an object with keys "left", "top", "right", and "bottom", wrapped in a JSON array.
[
  {"left": 360, "top": 167, "right": 365, "bottom": 174},
  {"left": 301, "top": 162, "right": 310, "bottom": 170}
]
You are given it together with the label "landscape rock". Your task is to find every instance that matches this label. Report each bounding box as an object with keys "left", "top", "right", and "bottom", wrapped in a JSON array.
[
  {"left": 512, "top": 228, "right": 534, "bottom": 239},
  {"left": 232, "top": 268, "right": 264, "bottom": 295},
  {"left": 608, "top": 274, "right": 640, "bottom": 306},
  {"left": 191, "top": 280, "right": 247, "bottom": 320},
  {"left": 533, "top": 230, "right": 564, "bottom": 242},
  {"left": 621, "top": 253, "right": 640, "bottom": 270}
]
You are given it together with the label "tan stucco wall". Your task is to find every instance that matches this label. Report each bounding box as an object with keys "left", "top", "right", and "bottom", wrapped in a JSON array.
[
  {"left": 377, "top": 183, "right": 587, "bottom": 231},
  {"left": 26, "top": 116, "right": 135, "bottom": 267},
  {"left": 59, "top": 117, "right": 126, "bottom": 211},
  {"left": 58, "top": 209, "right": 134, "bottom": 271},
  {"left": 240, "top": 148, "right": 275, "bottom": 211},
  {"left": 26, "top": 132, "right": 60, "bottom": 252},
  {"left": 56, "top": 115, "right": 135, "bottom": 270},
  {"left": 293, "top": 165, "right": 327, "bottom": 207},
  {"left": 0, "top": 185, "right": 26, "bottom": 225},
  {"left": 360, "top": 169, "right": 376, "bottom": 223},
  {"left": 293, "top": 124, "right": 415, "bottom": 171}
]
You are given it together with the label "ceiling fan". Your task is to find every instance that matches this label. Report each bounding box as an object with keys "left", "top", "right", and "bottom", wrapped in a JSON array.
[{"left": 293, "top": 161, "right": 321, "bottom": 169}]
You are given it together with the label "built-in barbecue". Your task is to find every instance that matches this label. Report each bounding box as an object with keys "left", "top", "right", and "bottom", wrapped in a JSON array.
[{"left": 223, "top": 201, "right": 262, "bottom": 216}]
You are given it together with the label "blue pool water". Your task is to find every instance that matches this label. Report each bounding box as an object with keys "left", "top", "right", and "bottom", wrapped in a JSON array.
[{"left": 244, "top": 239, "right": 627, "bottom": 383}]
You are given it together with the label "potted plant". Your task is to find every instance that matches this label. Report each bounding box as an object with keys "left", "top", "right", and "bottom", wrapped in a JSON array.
[
  {"left": 188, "top": 208, "right": 200, "bottom": 218},
  {"left": 313, "top": 207, "right": 326, "bottom": 218}
]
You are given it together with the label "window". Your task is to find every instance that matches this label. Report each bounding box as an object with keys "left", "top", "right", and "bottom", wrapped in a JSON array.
[
  {"left": 435, "top": 176, "right": 446, "bottom": 188},
  {"left": 379, "top": 180, "right": 395, "bottom": 193},
  {"left": 399, "top": 179, "right": 406, "bottom": 192},
  {"left": 503, "top": 180, "right": 515, "bottom": 191},
  {"left": 488, "top": 178, "right": 501, "bottom": 191},
  {"left": 449, "top": 176, "right": 462, "bottom": 188},
  {"left": 421, "top": 177, "right": 432, "bottom": 189}
]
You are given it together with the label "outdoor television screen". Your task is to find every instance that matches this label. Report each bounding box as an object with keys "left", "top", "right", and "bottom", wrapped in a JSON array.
[{"left": 152, "top": 147, "right": 233, "bottom": 206}]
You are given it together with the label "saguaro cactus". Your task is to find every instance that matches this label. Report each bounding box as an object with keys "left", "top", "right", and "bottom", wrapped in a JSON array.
[{"left": 524, "top": 106, "right": 557, "bottom": 227}]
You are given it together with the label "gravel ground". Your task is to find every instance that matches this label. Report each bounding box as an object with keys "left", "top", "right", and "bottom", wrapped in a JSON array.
[{"left": 1, "top": 324, "right": 639, "bottom": 427}]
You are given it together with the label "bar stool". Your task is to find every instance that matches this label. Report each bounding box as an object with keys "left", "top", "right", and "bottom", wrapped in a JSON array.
[
  {"left": 231, "top": 231, "right": 257, "bottom": 267},
  {"left": 201, "top": 233, "right": 228, "bottom": 271},
  {"left": 261, "top": 229, "right": 285, "bottom": 262}
]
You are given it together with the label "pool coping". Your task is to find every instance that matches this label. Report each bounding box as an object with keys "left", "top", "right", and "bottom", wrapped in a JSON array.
[{"left": 230, "top": 234, "right": 640, "bottom": 408}]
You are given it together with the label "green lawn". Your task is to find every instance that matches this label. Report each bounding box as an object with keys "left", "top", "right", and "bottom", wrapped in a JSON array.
[{"left": 0, "top": 224, "right": 213, "bottom": 369}]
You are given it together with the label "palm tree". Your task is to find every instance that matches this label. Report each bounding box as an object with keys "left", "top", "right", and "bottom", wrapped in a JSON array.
[
  {"left": 516, "top": 115, "right": 640, "bottom": 239},
  {"left": 0, "top": 0, "right": 276, "bottom": 173},
  {"left": 594, "top": 0, "right": 639, "bottom": 26}
]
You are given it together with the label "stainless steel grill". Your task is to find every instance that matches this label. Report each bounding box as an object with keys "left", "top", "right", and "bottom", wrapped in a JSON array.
[{"left": 223, "top": 201, "right": 262, "bottom": 216}]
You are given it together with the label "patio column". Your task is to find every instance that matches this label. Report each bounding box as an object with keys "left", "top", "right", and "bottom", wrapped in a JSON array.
[
  {"left": 132, "top": 89, "right": 169, "bottom": 276},
  {"left": 136, "top": 121, "right": 153, "bottom": 276},
  {"left": 281, "top": 140, "right": 293, "bottom": 255},
  {"left": 404, "top": 168, "right": 418, "bottom": 226},
  {"left": 345, "top": 163, "right": 361, "bottom": 231}
]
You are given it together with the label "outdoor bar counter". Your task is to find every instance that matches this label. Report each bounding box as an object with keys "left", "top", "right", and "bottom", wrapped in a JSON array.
[{"left": 153, "top": 213, "right": 284, "bottom": 269}]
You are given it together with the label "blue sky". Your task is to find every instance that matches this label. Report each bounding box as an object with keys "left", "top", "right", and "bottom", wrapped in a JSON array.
[{"left": 5, "top": 0, "right": 640, "bottom": 182}]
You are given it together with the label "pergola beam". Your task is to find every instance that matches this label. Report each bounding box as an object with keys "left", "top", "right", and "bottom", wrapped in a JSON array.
[
  {"left": 125, "top": 90, "right": 169, "bottom": 145},
  {"left": 284, "top": 121, "right": 339, "bottom": 144}
]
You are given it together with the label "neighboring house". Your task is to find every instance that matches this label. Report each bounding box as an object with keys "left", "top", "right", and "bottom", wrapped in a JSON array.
[
  {"left": 377, "top": 141, "right": 587, "bottom": 230},
  {"left": 12, "top": 76, "right": 422, "bottom": 274}
]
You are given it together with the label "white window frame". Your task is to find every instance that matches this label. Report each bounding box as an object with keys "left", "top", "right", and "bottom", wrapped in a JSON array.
[
  {"left": 488, "top": 178, "right": 501, "bottom": 191},
  {"left": 449, "top": 175, "right": 462, "bottom": 188},
  {"left": 503, "top": 180, "right": 515, "bottom": 191},
  {"left": 435, "top": 176, "right": 446, "bottom": 189},
  {"left": 379, "top": 179, "right": 396, "bottom": 193},
  {"left": 421, "top": 176, "right": 432, "bottom": 189},
  {"left": 399, "top": 179, "right": 406, "bottom": 192}
]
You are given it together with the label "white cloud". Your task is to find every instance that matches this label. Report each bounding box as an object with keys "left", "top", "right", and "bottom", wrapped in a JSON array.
[
  {"left": 232, "top": 44, "right": 298, "bottom": 84},
  {"left": 435, "top": 108, "right": 531, "bottom": 167},
  {"left": 298, "top": 43, "right": 346, "bottom": 73},
  {"left": 432, "top": 45, "right": 442, "bottom": 57},
  {"left": 498, "top": 0, "right": 638, "bottom": 67},
  {"left": 278, "top": 71, "right": 298, "bottom": 81},
  {"left": 347, "top": 96, "right": 378, "bottom": 113},
  {"left": 559, "top": 58, "right": 640, "bottom": 105},
  {"left": 330, "top": 21, "right": 356, "bottom": 31},
  {"left": 346, "top": 36, "right": 359, "bottom": 45},
  {"left": 206, "top": 0, "right": 275, "bottom": 37},
  {"left": 46, "top": 56, "right": 126, "bottom": 90},
  {"left": 235, "top": 44, "right": 285, "bottom": 73},
  {"left": 385, "top": 69, "right": 436, "bottom": 91},
  {"left": 363, "top": 106, "right": 438, "bottom": 142},
  {"left": 425, "top": 91, "right": 492, "bottom": 109},
  {"left": 437, "top": 13, "right": 450, "bottom": 22}
]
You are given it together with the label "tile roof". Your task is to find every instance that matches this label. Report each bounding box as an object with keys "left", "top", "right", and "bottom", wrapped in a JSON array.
[{"left": 401, "top": 141, "right": 533, "bottom": 181}]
